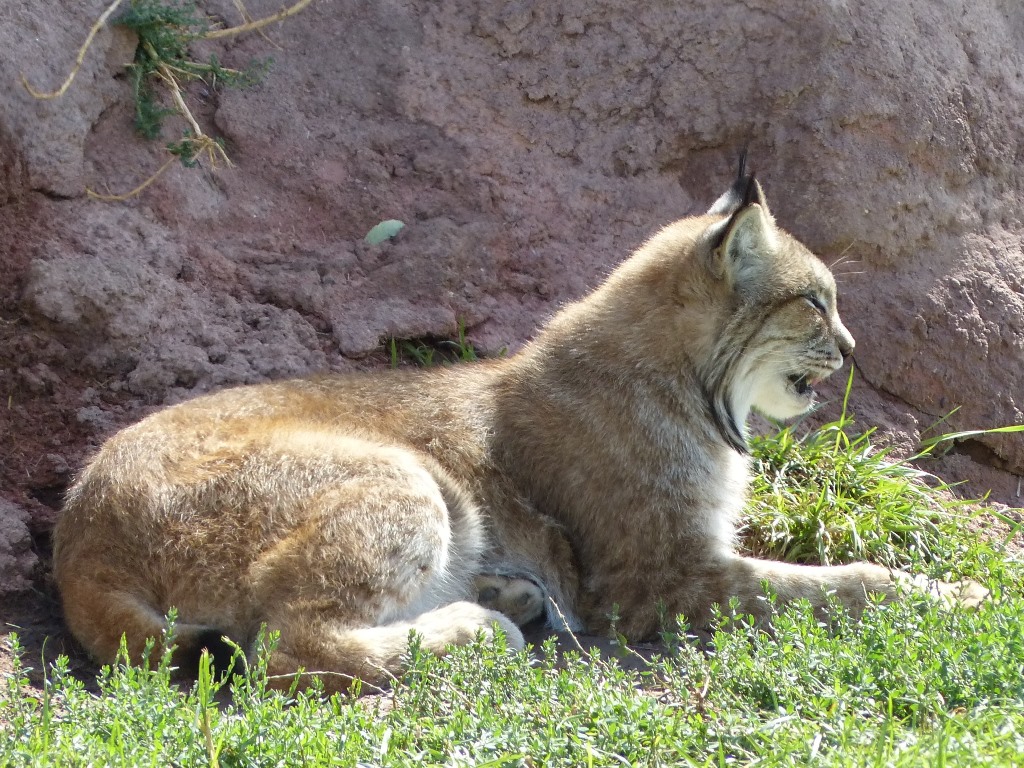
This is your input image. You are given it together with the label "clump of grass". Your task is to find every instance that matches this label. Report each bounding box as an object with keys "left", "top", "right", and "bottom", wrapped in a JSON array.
[
  {"left": 388, "top": 320, "right": 482, "bottom": 368},
  {"left": 743, "top": 371, "right": 1000, "bottom": 574},
  {"left": 745, "top": 418, "right": 958, "bottom": 570},
  {"left": 656, "top": 591, "right": 1024, "bottom": 765}
]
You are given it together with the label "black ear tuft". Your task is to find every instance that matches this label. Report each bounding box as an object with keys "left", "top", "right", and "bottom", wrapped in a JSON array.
[
  {"left": 735, "top": 147, "right": 749, "bottom": 185},
  {"left": 726, "top": 150, "right": 757, "bottom": 209},
  {"left": 710, "top": 165, "right": 759, "bottom": 251},
  {"left": 707, "top": 149, "right": 757, "bottom": 217}
]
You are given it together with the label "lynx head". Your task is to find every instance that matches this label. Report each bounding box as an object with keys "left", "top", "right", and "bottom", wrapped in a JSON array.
[
  {"left": 694, "top": 155, "right": 855, "bottom": 451},
  {"left": 537, "top": 154, "right": 855, "bottom": 454}
]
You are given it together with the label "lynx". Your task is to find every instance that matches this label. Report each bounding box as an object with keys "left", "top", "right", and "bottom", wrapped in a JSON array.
[{"left": 54, "top": 159, "right": 985, "bottom": 692}]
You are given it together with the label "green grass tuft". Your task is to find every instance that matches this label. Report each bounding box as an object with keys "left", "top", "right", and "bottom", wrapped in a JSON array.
[
  {"left": 743, "top": 371, "right": 1019, "bottom": 582},
  {"left": 745, "top": 413, "right": 960, "bottom": 571},
  {"left": 389, "top": 320, "right": 482, "bottom": 368}
]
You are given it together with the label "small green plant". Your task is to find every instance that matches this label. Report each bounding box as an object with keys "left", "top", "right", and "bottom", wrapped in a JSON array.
[
  {"left": 120, "top": 0, "right": 271, "bottom": 141},
  {"left": 388, "top": 320, "right": 481, "bottom": 369},
  {"left": 365, "top": 219, "right": 406, "bottom": 245},
  {"left": 21, "top": 0, "right": 313, "bottom": 199}
]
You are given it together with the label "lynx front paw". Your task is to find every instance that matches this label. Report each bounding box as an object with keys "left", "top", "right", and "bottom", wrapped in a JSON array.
[
  {"left": 896, "top": 573, "right": 990, "bottom": 609},
  {"left": 937, "top": 578, "right": 989, "bottom": 609},
  {"left": 475, "top": 574, "right": 545, "bottom": 626}
]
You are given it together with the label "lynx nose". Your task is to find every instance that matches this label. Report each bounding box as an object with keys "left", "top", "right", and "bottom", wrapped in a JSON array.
[
  {"left": 839, "top": 337, "right": 854, "bottom": 360},
  {"left": 837, "top": 322, "right": 855, "bottom": 360}
]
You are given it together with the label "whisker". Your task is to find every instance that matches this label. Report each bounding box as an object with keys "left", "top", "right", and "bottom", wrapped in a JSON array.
[
  {"left": 827, "top": 241, "right": 859, "bottom": 270},
  {"left": 829, "top": 258, "right": 863, "bottom": 272},
  {"left": 833, "top": 271, "right": 866, "bottom": 282}
]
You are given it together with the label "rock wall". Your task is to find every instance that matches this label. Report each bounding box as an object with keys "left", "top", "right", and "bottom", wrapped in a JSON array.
[{"left": 0, "top": 0, "right": 1021, "bottom": 593}]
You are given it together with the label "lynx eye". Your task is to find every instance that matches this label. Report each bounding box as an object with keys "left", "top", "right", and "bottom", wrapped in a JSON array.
[{"left": 803, "top": 295, "right": 827, "bottom": 316}]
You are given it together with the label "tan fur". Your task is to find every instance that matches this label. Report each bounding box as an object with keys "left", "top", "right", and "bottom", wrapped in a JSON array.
[{"left": 54, "top": 165, "right": 985, "bottom": 692}]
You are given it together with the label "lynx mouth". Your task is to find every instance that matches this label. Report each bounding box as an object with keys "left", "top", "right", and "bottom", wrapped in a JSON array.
[{"left": 787, "top": 373, "right": 816, "bottom": 396}]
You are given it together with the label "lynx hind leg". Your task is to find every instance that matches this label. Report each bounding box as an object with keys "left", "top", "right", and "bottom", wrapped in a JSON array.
[
  {"left": 475, "top": 574, "right": 546, "bottom": 626},
  {"left": 248, "top": 443, "right": 523, "bottom": 693},
  {"left": 57, "top": 578, "right": 172, "bottom": 665}
]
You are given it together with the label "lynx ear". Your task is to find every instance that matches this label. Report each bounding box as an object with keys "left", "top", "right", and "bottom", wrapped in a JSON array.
[
  {"left": 704, "top": 180, "right": 778, "bottom": 284},
  {"left": 707, "top": 150, "right": 772, "bottom": 217}
]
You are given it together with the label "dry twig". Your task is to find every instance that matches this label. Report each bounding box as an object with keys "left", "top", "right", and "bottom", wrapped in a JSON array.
[
  {"left": 205, "top": 0, "right": 314, "bottom": 40},
  {"left": 21, "top": 0, "right": 315, "bottom": 199},
  {"left": 20, "top": 0, "right": 127, "bottom": 100}
]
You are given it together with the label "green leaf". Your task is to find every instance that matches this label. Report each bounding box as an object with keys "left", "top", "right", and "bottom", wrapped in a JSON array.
[
  {"left": 917, "top": 423, "right": 1024, "bottom": 454},
  {"left": 364, "top": 219, "right": 405, "bottom": 244}
]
